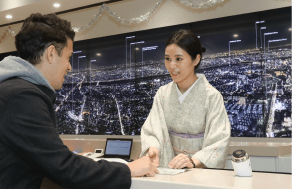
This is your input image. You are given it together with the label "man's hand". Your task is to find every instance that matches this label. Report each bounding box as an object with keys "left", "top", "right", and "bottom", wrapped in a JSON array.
[
  {"left": 127, "top": 156, "right": 159, "bottom": 177},
  {"left": 147, "top": 147, "right": 159, "bottom": 167},
  {"left": 168, "top": 153, "right": 193, "bottom": 169}
]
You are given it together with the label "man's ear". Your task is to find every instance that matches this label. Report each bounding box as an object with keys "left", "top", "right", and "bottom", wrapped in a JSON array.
[{"left": 46, "top": 45, "right": 56, "bottom": 64}]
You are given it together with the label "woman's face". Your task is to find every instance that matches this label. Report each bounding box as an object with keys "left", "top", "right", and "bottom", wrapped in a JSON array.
[{"left": 165, "top": 44, "right": 200, "bottom": 84}]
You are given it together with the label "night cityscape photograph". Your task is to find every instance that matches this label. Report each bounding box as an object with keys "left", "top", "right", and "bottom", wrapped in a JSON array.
[
  {"left": 1, "top": 7, "right": 290, "bottom": 138},
  {"left": 54, "top": 6, "right": 291, "bottom": 137}
]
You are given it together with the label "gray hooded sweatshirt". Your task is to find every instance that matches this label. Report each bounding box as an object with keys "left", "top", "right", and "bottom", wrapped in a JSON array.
[{"left": 0, "top": 56, "right": 54, "bottom": 91}]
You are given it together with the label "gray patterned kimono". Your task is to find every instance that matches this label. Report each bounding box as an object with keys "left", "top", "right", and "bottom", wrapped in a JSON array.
[{"left": 140, "top": 74, "right": 231, "bottom": 168}]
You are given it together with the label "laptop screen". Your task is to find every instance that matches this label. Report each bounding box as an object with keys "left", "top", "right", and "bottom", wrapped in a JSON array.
[{"left": 104, "top": 138, "right": 133, "bottom": 159}]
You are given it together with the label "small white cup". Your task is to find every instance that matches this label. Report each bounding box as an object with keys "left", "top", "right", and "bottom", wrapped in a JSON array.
[{"left": 231, "top": 150, "right": 252, "bottom": 177}]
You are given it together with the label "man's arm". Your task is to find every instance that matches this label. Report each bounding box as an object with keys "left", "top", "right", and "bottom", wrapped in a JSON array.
[{"left": 1, "top": 87, "right": 131, "bottom": 189}]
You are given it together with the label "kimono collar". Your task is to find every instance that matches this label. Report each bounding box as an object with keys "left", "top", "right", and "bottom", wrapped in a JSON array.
[{"left": 176, "top": 74, "right": 202, "bottom": 103}]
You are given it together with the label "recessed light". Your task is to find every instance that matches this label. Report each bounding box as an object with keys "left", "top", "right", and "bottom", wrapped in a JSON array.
[
  {"left": 135, "top": 48, "right": 139, "bottom": 50},
  {"left": 54, "top": 3, "right": 60, "bottom": 8},
  {"left": 96, "top": 53, "right": 101, "bottom": 56},
  {"left": 6, "top": 15, "right": 12, "bottom": 19},
  {"left": 233, "top": 34, "right": 238, "bottom": 37},
  {"left": 289, "top": 28, "right": 292, "bottom": 31}
]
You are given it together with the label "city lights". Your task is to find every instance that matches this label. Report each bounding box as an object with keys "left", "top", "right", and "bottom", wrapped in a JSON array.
[
  {"left": 129, "top": 41, "right": 144, "bottom": 78},
  {"left": 255, "top": 20, "right": 265, "bottom": 49},
  {"left": 260, "top": 27, "right": 266, "bottom": 48},
  {"left": 268, "top": 38, "right": 287, "bottom": 51},
  {"left": 142, "top": 46, "right": 158, "bottom": 77},
  {"left": 125, "top": 36, "right": 135, "bottom": 77}
]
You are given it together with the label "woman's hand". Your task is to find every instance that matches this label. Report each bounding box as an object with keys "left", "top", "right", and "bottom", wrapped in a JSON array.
[
  {"left": 168, "top": 153, "right": 193, "bottom": 169},
  {"left": 147, "top": 147, "right": 159, "bottom": 167}
]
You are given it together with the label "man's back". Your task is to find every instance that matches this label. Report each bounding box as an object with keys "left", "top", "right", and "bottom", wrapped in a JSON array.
[{"left": 0, "top": 78, "right": 54, "bottom": 188}]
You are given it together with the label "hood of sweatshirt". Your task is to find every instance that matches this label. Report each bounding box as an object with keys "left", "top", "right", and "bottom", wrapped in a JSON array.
[{"left": 0, "top": 56, "right": 54, "bottom": 92}]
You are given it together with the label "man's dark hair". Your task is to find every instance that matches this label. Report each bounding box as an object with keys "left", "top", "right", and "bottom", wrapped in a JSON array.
[
  {"left": 165, "top": 29, "right": 206, "bottom": 71},
  {"left": 15, "top": 13, "right": 75, "bottom": 65}
]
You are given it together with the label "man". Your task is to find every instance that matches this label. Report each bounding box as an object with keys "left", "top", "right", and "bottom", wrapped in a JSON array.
[{"left": 0, "top": 13, "right": 158, "bottom": 189}]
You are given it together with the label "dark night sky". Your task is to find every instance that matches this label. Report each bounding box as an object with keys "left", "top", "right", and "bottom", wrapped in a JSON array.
[
  {"left": 71, "top": 6, "right": 291, "bottom": 70},
  {"left": 2, "top": 7, "right": 289, "bottom": 70}
]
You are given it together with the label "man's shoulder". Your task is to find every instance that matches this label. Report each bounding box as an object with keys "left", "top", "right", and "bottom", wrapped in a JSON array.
[
  {"left": 0, "top": 77, "right": 38, "bottom": 90},
  {"left": 0, "top": 78, "right": 41, "bottom": 100}
]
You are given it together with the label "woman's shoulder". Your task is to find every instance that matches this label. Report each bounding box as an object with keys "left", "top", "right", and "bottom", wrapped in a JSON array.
[
  {"left": 154, "top": 81, "right": 175, "bottom": 98},
  {"left": 156, "top": 81, "right": 174, "bottom": 92},
  {"left": 160, "top": 81, "right": 174, "bottom": 90},
  {"left": 197, "top": 74, "right": 222, "bottom": 97}
]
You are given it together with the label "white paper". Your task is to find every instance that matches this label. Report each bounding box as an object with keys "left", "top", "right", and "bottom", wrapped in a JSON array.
[{"left": 156, "top": 168, "right": 186, "bottom": 175}]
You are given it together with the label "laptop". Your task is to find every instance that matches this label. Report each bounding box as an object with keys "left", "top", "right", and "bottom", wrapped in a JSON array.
[{"left": 98, "top": 138, "right": 133, "bottom": 161}]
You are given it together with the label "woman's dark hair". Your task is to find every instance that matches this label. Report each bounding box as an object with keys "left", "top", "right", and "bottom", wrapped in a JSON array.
[
  {"left": 15, "top": 13, "right": 75, "bottom": 65},
  {"left": 165, "top": 29, "right": 206, "bottom": 71}
]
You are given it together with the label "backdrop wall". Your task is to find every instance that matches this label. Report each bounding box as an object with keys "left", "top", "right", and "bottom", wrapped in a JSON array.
[{"left": 0, "top": 0, "right": 291, "bottom": 54}]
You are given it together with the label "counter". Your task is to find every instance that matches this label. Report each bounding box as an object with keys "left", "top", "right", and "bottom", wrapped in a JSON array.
[
  {"left": 131, "top": 168, "right": 291, "bottom": 189},
  {"left": 61, "top": 137, "right": 292, "bottom": 173}
]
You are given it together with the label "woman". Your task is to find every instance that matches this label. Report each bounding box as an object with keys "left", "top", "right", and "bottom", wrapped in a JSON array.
[{"left": 140, "top": 30, "right": 231, "bottom": 169}]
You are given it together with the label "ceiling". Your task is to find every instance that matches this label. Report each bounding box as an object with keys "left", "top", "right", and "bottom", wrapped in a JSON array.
[{"left": 0, "top": 0, "right": 112, "bottom": 26}]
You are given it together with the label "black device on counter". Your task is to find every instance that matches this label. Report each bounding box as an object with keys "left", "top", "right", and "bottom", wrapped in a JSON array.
[{"left": 99, "top": 138, "right": 133, "bottom": 161}]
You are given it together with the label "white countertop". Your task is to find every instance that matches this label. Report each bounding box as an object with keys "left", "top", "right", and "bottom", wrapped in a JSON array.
[{"left": 131, "top": 168, "right": 291, "bottom": 189}]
